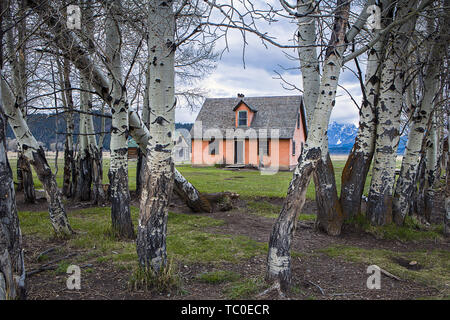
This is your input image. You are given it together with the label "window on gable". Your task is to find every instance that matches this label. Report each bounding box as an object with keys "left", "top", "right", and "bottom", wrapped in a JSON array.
[
  {"left": 292, "top": 140, "right": 296, "bottom": 155},
  {"left": 238, "top": 111, "right": 247, "bottom": 126},
  {"left": 209, "top": 138, "right": 217, "bottom": 155},
  {"left": 297, "top": 112, "right": 300, "bottom": 129}
]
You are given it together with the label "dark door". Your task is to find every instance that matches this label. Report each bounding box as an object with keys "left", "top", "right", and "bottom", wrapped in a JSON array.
[{"left": 234, "top": 140, "right": 244, "bottom": 164}]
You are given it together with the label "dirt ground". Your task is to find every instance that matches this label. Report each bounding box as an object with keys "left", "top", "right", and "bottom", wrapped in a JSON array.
[{"left": 17, "top": 191, "right": 448, "bottom": 300}]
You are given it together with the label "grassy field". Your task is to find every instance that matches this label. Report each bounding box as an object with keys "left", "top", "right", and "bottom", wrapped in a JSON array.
[
  {"left": 9, "top": 157, "right": 138, "bottom": 192},
  {"left": 12, "top": 154, "right": 449, "bottom": 300},
  {"left": 8, "top": 155, "right": 380, "bottom": 200}
]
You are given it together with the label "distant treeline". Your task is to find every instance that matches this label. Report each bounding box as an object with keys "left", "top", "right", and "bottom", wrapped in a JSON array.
[{"left": 6, "top": 113, "right": 193, "bottom": 150}]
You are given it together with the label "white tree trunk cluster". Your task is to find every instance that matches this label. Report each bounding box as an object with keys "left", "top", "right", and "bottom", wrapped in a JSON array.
[
  {"left": 393, "top": 21, "right": 443, "bottom": 224},
  {"left": 366, "top": 0, "right": 419, "bottom": 225},
  {"left": 1, "top": 78, "right": 72, "bottom": 236}
]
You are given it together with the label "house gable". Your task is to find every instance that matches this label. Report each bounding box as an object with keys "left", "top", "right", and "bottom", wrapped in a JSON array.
[{"left": 233, "top": 101, "right": 256, "bottom": 128}]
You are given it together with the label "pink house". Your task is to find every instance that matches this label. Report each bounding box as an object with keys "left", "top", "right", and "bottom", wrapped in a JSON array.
[{"left": 190, "top": 94, "right": 307, "bottom": 171}]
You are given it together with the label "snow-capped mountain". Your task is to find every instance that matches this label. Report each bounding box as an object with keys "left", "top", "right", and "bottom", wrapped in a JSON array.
[
  {"left": 327, "top": 121, "right": 407, "bottom": 154},
  {"left": 327, "top": 121, "right": 358, "bottom": 146}
]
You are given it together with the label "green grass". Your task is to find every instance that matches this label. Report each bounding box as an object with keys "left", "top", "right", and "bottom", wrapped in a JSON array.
[
  {"left": 9, "top": 158, "right": 138, "bottom": 191},
  {"left": 347, "top": 214, "right": 443, "bottom": 242},
  {"left": 174, "top": 159, "right": 378, "bottom": 199},
  {"left": 246, "top": 200, "right": 315, "bottom": 221},
  {"left": 19, "top": 206, "right": 266, "bottom": 268},
  {"left": 9, "top": 155, "right": 407, "bottom": 200},
  {"left": 319, "top": 245, "right": 450, "bottom": 294},
  {"left": 196, "top": 270, "right": 241, "bottom": 284},
  {"left": 223, "top": 277, "right": 268, "bottom": 299},
  {"left": 128, "top": 259, "right": 181, "bottom": 293},
  {"left": 8, "top": 157, "right": 349, "bottom": 199}
]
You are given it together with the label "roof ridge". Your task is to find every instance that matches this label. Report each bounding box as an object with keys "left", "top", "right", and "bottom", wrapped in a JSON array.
[{"left": 205, "top": 95, "right": 301, "bottom": 100}]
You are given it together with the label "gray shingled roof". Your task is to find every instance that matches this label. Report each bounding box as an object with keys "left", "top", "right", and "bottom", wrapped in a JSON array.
[{"left": 191, "top": 95, "right": 304, "bottom": 139}]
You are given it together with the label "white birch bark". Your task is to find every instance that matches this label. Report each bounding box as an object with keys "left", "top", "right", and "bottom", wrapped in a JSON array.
[
  {"left": 267, "top": 0, "right": 350, "bottom": 291},
  {"left": 1, "top": 78, "right": 72, "bottom": 236},
  {"left": 296, "top": 0, "right": 320, "bottom": 125},
  {"left": 393, "top": 23, "right": 443, "bottom": 224},
  {"left": 366, "top": 0, "right": 418, "bottom": 226},
  {"left": 137, "top": 0, "right": 177, "bottom": 273},
  {"left": 0, "top": 69, "right": 25, "bottom": 300},
  {"left": 294, "top": 0, "right": 341, "bottom": 229},
  {"left": 105, "top": 0, "right": 134, "bottom": 238}
]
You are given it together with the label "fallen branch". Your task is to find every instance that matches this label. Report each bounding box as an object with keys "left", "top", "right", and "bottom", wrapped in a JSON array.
[
  {"left": 306, "top": 280, "right": 325, "bottom": 296},
  {"left": 27, "top": 253, "right": 77, "bottom": 276},
  {"left": 379, "top": 267, "right": 402, "bottom": 281},
  {"left": 36, "top": 247, "right": 59, "bottom": 261},
  {"left": 298, "top": 221, "right": 314, "bottom": 229}
]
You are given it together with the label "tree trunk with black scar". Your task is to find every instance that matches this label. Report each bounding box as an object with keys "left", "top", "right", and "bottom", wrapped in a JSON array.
[
  {"left": 136, "top": 148, "right": 143, "bottom": 197},
  {"left": 137, "top": 0, "right": 177, "bottom": 274},
  {"left": 267, "top": 0, "right": 349, "bottom": 291},
  {"left": 0, "top": 61, "right": 26, "bottom": 299},
  {"left": 366, "top": 0, "right": 418, "bottom": 226},
  {"left": 128, "top": 110, "right": 211, "bottom": 213},
  {"left": 74, "top": 3, "right": 94, "bottom": 202},
  {"left": 79, "top": 0, "right": 105, "bottom": 205},
  {"left": 63, "top": 137, "right": 74, "bottom": 198},
  {"left": 61, "top": 57, "right": 75, "bottom": 198},
  {"left": 105, "top": 0, "right": 134, "bottom": 239},
  {"left": 414, "top": 149, "right": 428, "bottom": 216},
  {"left": 314, "top": 153, "right": 342, "bottom": 234},
  {"left": 1, "top": 78, "right": 72, "bottom": 236},
  {"left": 16, "top": 152, "right": 23, "bottom": 192},
  {"left": 75, "top": 150, "right": 92, "bottom": 201},
  {"left": 393, "top": 13, "right": 444, "bottom": 224},
  {"left": 341, "top": 32, "right": 386, "bottom": 219},
  {"left": 90, "top": 146, "right": 105, "bottom": 205},
  {"left": 423, "top": 114, "right": 440, "bottom": 222},
  {"left": 17, "top": 153, "right": 35, "bottom": 203},
  {"left": 74, "top": 95, "right": 92, "bottom": 202}
]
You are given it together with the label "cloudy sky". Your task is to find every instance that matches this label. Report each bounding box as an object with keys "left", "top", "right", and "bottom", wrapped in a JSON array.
[{"left": 174, "top": 5, "right": 366, "bottom": 127}]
